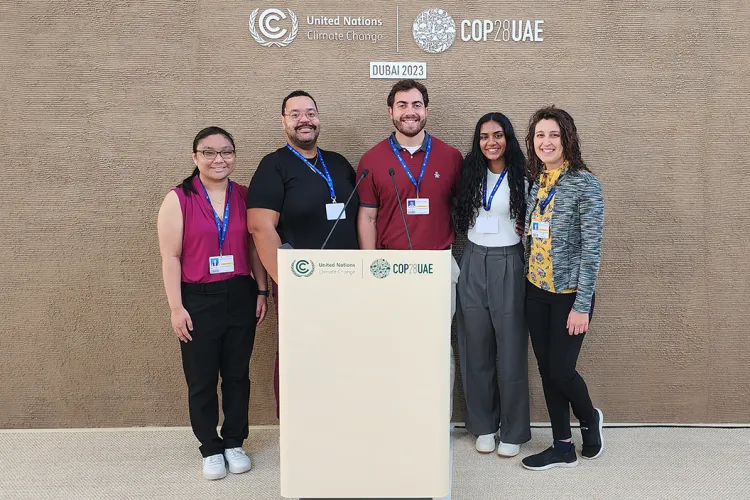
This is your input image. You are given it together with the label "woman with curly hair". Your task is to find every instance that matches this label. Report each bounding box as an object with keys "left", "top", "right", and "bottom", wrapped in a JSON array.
[
  {"left": 520, "top": 106, "right": 604, "bottom": 471},
  {"left": 454, "top": 112, "right": 531, "bottom": 458}
]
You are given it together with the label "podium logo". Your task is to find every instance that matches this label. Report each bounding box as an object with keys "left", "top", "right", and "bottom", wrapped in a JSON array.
[
  {"left": 249, "top": 8, "right": 299, "bottom": 47},
  {"left": 291, "top": 259, "right": 314, "bottom": 277},
  {"left": 370, "top": 258, "right": 391, "bottom": 279},
  {"left": 412, "top": 8, "right": 456, "bottom": 53}
]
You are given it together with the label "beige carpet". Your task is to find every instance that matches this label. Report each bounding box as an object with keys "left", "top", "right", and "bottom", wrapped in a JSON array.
[{"left": 0, "top": 426, "right": 748, "bottom": 499}]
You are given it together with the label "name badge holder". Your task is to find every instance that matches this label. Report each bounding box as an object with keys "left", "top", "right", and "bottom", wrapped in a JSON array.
[
  {"left": 389, "top": 135, "right": 432, "bottom": 216},
  {"left": 201, "top": 180, "right": 235, "bottom": 274},
  {"left": 530, "top": 186, "right": 556, "bottom": 241},
  {"left": 475, "top": 167, "right": 508, "bottom": 234},
  {"left": 287, "top": 144, "right": 344, "bottom": 221}
]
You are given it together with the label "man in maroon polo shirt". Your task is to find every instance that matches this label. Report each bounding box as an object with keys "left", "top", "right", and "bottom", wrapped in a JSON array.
[
  {"left": 356, "top": 79, "right": 463, "bottom": 416},
  {"left": 356, "top": 79, "right": 463, "bottom": 250}
]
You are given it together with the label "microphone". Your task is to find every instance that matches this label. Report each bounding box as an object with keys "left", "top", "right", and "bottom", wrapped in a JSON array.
[
  {"left": 388, "top": 168, "right": 413, "bottom": 250},
  {"left": 321, "top": 169, "right": 369, "bottom": 249}
]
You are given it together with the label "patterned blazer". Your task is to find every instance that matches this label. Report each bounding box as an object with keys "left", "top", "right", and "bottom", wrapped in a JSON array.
[{"left": 524, "top": 168, "right": 604, "bottom": 313}]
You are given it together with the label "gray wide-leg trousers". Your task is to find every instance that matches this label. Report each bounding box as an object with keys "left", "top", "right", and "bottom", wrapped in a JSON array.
[{"left": 456, "top": 240, "right": 531, "bottom": 444}]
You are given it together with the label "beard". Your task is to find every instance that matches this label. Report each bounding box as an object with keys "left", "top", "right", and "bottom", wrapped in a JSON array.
[
  {"left": 287, "top": 124, "right": 319, "bottom": 149},
  {"left": 392, "top": 116, "right": 427, "bottom": 138}
]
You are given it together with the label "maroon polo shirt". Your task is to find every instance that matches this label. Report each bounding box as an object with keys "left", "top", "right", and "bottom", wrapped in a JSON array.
[{"left": 356, "top": 132, "right": 463, "bottom": 250}]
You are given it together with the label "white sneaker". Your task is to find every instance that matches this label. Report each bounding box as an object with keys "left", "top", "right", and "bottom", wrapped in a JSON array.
[
  {"left": 224, "top": 447, "right": 252, "bottom": 474},
  {"left": 497, "top": 442, "right": 521, "bottom": 457},
  {"left": 202, "top": 454, "right": 227, "bottom": 480},
  {"left": 475, "top": 433, "right": 496, "bottom": 453}
]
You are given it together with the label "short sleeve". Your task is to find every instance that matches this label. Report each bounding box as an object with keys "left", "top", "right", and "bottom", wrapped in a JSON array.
[
  {"left": 356, "top": 154, "right": 379, "bottom": 208},
  {"left": 333, "top": 152, "right": 356, "bottom": 184},
  {"left": 247, "top": 155, "right": 284, "bottom": 212}
]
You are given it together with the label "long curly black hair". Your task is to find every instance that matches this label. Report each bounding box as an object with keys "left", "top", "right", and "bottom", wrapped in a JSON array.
[{"left": 454, "top": 112, "right": 526, "bottom": 234}]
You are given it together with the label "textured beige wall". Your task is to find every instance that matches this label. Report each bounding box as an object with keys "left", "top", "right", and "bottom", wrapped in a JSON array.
[{"left": 1, "top": 0, "right": 748, "bottom": 428}]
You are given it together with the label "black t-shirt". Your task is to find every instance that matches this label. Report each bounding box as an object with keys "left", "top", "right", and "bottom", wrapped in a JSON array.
[{"left": 247, "top": 146, "right": 359, "bottom": 250}]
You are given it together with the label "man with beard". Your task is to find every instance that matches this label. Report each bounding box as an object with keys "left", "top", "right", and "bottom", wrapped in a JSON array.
[
  {"left": 356, "top": 80, "right": 463, "bottom": 251},
  {"left": 355, "top": 79, "right": 463, "bottom": 416},
  {"left": 247, "top": 90, "right": 359, "bottom": 418}
]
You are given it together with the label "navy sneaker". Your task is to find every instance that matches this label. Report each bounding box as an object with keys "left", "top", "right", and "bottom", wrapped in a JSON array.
[
  {"left": 521, "top": 445, "right": 578, "bottom": 471},
  {"left": 580, "top": 408, "right": 604, "bottom": 459}
]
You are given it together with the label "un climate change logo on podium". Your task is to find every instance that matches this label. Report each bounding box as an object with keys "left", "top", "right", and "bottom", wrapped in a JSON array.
[
  {"left": 412, "top": 8, "right": 456, "bottom": 53},
  {"left": 249, "top": 8, "right": 298, "bottom": 47},
  {"left": 370, "top": 259, "right": 391, "bottom": 279},
  {"left": 291, "top": 259, "right": 314, "bottom": 277}
]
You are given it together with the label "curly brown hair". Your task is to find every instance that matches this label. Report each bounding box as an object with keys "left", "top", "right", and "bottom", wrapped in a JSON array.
[{"left": 525, "top": 106, "right": 590, "bottom": 183}]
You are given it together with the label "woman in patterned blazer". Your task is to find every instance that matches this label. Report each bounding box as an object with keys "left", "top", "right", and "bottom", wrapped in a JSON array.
[{"left": 520, "top": 106, "right": 605, "bottom": 471}]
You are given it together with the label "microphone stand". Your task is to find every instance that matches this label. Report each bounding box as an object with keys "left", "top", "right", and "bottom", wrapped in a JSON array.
[
  {"left": 388, "top": 168, "right": 413, "bottom": 250},
  {"left": 321, "top": 169, "right": 370, "bottom": 249}
]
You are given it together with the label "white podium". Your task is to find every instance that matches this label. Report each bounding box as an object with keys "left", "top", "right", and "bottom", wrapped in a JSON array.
[{"left": 278, "top": 249, "right": 452, "bottom": 499}]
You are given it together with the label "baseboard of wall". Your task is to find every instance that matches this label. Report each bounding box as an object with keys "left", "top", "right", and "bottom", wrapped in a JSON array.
[{"left": 2, "top": 422, "right": 750, "bottom": 434}]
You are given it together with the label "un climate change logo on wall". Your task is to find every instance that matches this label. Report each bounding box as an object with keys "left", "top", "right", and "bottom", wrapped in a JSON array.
[
  {"left": 291, "top": 259, "right": 314, "bottom": 277},
  {"left": 370, "top": 259, "right": 391, "bottom": 279},
  {"left": 413, "top": 8, "right": 456, "bottom": 53},
  {"left": 249, "top": 8, "right": 298, "bottom": 47}
]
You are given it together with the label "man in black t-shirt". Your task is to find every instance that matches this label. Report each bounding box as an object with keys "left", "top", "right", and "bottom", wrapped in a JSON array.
[
  {"left": 246, "top": 90, "right": 359, "bottom": 420},
  {"left": 247, "top": 90, "right": 359, "bottom": 283}
]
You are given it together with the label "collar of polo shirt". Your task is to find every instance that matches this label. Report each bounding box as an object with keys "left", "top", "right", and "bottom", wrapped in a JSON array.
[{"left": 391, "top": 131, "right": 430, "bottom": 152}]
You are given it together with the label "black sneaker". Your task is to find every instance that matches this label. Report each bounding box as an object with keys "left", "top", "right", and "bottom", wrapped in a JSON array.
[
  {"left": 580, "top": 408, "right": 604, "bottom": 459},
  {"left": 521, "top": 445, "right": 578, "bottom": 471}
]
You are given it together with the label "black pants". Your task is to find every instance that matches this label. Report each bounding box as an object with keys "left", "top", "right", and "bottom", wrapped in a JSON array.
[
  {"left": 180, "top": 275, "right": 258, "bottom": 457},
  {"left": 525, "top": 281, "right": 595, "bottom": 441}
]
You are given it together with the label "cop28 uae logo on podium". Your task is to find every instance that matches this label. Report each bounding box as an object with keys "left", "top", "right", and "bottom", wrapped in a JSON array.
[
  {"left": 412, "top": 8, "right": 456, "bottom": 53},
  {"left": 370, "top": 259, "right": 391, "bottom": 279},
  {"left": 249, "top": 8, "right": 298, "bottom": 47},
  {"left": 291, "top": 259, "right": 314, "bottom": 277}
]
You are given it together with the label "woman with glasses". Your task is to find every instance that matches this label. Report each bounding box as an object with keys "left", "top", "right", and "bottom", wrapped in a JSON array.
[
  {"left": 521, "top": 106, "right": 604, "bottom": 471},
  {"left": 453, "top": 112, "right": 531, "bottom": 458},
  {"left": 157, "top": 126, "right": 269, "bottom": 480}
]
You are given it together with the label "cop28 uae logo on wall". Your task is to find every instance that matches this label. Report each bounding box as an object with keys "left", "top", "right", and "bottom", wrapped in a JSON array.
[
  {"left": 412, "top": 8, "right": 456, "bottom": 53},
  {"left": 249, "top": 8, "right": 298, "bottom": 47},
  {"left": 291, "top": 259, "right": 314, "bottom": 277},
  {"left": 370, "top": 259, "right": 391, "bottom": 279}
]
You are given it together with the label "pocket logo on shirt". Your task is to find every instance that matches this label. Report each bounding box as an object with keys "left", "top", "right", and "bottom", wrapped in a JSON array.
[{"left": 291, "top": 259, "right": 315, "bottom": 277}]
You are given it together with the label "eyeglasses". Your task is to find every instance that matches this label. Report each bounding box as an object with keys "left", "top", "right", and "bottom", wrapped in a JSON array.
[
  {"left": 284, "top": 110, "right": 319, "bottom": 121},
  {"left": 197, "top": 150, "right": 236, "bottom": 160}
]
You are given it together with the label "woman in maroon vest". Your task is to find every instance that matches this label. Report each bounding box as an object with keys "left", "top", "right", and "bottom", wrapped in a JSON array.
[{"left": 157, "top": 127, "right": 268, "bottom": 480}]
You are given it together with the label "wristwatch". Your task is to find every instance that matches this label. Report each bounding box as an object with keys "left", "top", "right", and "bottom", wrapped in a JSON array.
[{"left": 257, "top": 290, "right": 269, "bottom": 297}]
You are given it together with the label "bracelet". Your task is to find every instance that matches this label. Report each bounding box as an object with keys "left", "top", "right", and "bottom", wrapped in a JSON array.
[{"left": 257, "top": 290, "right": 269, "bottom": 297}]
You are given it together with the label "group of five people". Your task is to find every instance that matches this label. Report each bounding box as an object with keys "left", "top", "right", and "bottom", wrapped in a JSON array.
[{"left": 156, "top": 79, "right": 605, "bottom": 480}]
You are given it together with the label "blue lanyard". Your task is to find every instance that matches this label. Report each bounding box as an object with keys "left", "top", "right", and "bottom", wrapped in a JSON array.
[
  {"left": 287, "top": 144, "right": 337, "bottom": 202},
  {"left": 483, "top": 167, "right": 508, "bottom": 211},
  {"left": 388, "top": 134, "right": 432, "bottom": 197},
  {"left": 539, "top": 186, "right": 556, "bottom": 215},
  {"left": 200, "top": 179, "right": 232, "bottom": 254}
]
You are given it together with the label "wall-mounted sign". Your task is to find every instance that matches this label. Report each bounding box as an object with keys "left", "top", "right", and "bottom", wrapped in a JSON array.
[
  {"left": 369, "top": 62, "right": 427, "bottom": 79},
  {"left": 248, "top": 6, "right": 546, "bottom": 74}
]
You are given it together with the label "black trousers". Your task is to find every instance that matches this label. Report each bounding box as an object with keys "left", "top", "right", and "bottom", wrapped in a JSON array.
[
  {"left": 525, "top": 281, "right": 595, "bottom": 441},
  {"left": 180, "top": 275, "right": 258, "bottom": 457}
]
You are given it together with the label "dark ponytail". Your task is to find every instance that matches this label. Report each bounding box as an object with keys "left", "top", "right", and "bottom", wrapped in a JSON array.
[
  {"left": 179, "top": 167, "right": 200, "bottom": 195},
  {"left": 179, "top": 126, "right": 236, "bottom": 196}
]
